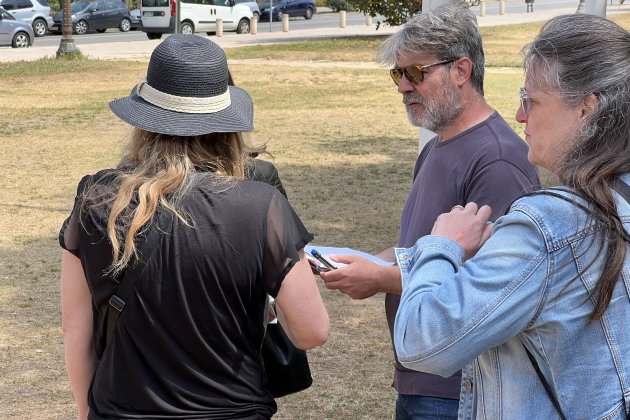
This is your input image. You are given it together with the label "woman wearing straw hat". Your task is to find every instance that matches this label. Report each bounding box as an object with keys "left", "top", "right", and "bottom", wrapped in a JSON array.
[{"left": 59, "top": 35, "right": 329, "bottom": 420}]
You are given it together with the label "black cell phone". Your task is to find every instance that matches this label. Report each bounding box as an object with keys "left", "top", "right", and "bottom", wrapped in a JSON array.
[
  {"left": 310, "top": 249, "right": 338, "bottom": 271},
  {"left": 307, "top": 258, "right": 329, "bottom": 273}
]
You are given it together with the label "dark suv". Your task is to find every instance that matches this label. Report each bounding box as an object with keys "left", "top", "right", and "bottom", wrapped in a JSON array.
[
  {"left": 258, "top": 0, "right": 315, "bottom": 21},
  {"left": 52, "top": 0, "right": 131, "bottom": 34}
]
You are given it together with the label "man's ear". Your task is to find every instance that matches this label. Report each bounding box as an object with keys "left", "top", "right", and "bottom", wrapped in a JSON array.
[{"left": 451, "top": 57, "right": 473, "bottom": 87}]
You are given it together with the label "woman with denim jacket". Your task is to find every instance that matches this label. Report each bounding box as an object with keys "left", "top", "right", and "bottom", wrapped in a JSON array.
[{"left": 393, "top": 14, "right": 630, "bottom": 420}]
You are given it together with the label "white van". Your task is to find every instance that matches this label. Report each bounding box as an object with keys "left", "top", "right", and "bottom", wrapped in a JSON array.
[{"left": 141, "top": 0, "right": 252, "bottom": 40}]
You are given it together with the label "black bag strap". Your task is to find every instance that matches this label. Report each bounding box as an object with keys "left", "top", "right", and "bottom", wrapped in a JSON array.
[
  {"left": 523, "top": 344, "right": 567, "bottom": 420},
  {"left": 523, "top": 178, "right": 630, "bottom": 420},
  {"left": 611, "top": 179, "right": 630, "bottom": 419},
  {"left": 106, "top": 217, "right": 162, "bottom": 346},
  {"left": 612, "top": 178, "right": 630, "bottom": 208}
]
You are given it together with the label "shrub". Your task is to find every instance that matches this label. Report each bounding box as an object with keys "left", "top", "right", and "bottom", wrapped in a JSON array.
[
  {"left": 48, "top": 0, "right": 60, "bottom": 12},
  {"left": 347, "top": 0, "right": 422, "bottom": 26},
  {"left": 326, "top": 0, "right": 354, "bottom": 12}
]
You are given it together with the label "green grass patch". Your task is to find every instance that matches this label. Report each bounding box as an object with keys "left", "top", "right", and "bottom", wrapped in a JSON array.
[
  {"left": 226, "top": 35, "right": 389, "bottom": 62},
  {"left": 0, "top": 55, "right": 141, "bottom": 78},
  {"left": 226, "top": 13, "right": 630, "bottom": 67}
]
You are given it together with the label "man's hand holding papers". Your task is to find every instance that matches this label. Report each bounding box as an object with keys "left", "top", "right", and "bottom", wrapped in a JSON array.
[{"left": 305, "top": 245, "right": 401, "bottom": 300}]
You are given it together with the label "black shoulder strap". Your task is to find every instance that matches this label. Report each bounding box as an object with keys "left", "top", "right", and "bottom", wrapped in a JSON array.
[
  {"left": 612, "top": 179, "right": 630, "bottom": 246},
  {"left": 106, "top": 216, "right": 162, "bottom": 347},
  {"left": 612, "top": 179, "right": 630, "bottom": 206},
  {"left": 611, "top": 179, "right": 630, "bottom": 420},
  {"left": 524, "top": 178, "right": 630, "bottom": 420},
  {"left": 523, "top": 344, "right": 567, "bottom": 420}
]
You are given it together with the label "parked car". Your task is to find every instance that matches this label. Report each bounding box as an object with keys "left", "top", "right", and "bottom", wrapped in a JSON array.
[
  {"left": 258, "top": 0, "right": 315, "bottom": 21},
  {"left": 234, "top": 0, "right": 259, "bottom": 19},
  {"left": 0, "top": 6, "right": 34, "bottom": 47},
  {"left": 52, "top": 0, "right": 132, "bottom": 35},
  {"left": 141, "top": 0, "right": 252, "bottom": 40},
  {"left": 129, "top": 7, "right": 141, "bottom": 29},
  {"left": 0, "top": 0, "right": 52, "bottom": 37}
]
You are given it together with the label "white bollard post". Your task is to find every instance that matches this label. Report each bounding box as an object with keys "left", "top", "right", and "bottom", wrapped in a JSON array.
[
  {"left": 499, "top": 0, "right": 505, "bottom": 15},
  {"left": 216, "top": 18, "right": 223, "bottom": 36},
  {"left": 365, "top": 14, "right": 372, "bottom": 26},
  {"left": 339, "top": 10, "right": 346, "bottom": 28},
  {"left": 281, "top": 13, "right": 288, "bottom": 32},
  {"left": 251, "top": 15, "right": 257, "bottom": 34},
  {"left": 479, "top": 0, "right": 486, "bottom": 16}
]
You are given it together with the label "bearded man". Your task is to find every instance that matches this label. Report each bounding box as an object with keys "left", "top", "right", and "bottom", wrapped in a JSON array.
[{"left": 319, "top": 4, "right": 540, "bottom": 419}]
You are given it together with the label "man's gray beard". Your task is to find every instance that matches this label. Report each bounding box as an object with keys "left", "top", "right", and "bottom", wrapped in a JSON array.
[{"left": 406, "top": 82, "right": 464, "bottom": 132}]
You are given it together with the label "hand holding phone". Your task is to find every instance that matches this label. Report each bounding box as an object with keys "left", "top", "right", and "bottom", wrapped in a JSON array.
[
  {"left": 308, "top": 259, "right": 330, "bottom": 273},
  {"left": 310, "top": 249, "right": 338, "bottom": 271}
]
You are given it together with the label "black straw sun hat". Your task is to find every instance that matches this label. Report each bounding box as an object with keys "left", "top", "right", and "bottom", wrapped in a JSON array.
[{"left": 109, "top": 35, "right": 253, "bottom": 137}]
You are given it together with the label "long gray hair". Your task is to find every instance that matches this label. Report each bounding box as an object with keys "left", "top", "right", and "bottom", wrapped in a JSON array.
[
  {"left": 377, "top": 2, "right": 485, "bottom": 95},
  {"left": 523, "top": 14, "right": 630, "bottom": 320}
]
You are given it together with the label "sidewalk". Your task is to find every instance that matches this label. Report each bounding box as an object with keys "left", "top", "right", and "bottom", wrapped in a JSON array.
[{"left": 1, "top": 4, "right": 628, "bottom": 63}]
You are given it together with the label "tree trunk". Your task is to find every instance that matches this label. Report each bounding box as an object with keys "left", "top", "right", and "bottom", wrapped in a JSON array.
[{"left": 56, "top": 0, "right": 77, "bottom": 56}]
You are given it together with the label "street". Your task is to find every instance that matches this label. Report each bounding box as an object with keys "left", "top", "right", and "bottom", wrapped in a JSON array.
[
  {"left": 35, "top": 11, "right": 377, "bottom": 47},
  {"left": 33, "top": 0, "right": 585, "bottom": 48}
]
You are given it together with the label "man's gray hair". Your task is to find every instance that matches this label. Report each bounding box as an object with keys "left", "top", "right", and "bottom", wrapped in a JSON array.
[{"left": 378, "top": 3, "right": 485, "bottom": 95}]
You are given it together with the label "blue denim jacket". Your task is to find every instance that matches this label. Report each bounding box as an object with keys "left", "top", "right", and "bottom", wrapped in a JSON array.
[{"left": 394, "top": 174, "right": 630, "bottom": 420}]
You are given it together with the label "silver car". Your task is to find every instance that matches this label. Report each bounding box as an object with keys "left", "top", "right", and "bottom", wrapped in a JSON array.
[
  {"left": 0, "top": 0, "right": 52, "bottom": 37},
  {"left": 234, "top": 0, "right": 259, "bottom": 19},
  {"left": 0, "top": 6, "right": 34, "bottom": 47}
]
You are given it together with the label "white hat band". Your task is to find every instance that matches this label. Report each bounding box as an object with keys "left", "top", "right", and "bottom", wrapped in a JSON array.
[{"left": 136, "top": 78, "right": 231, "bottom": 114}]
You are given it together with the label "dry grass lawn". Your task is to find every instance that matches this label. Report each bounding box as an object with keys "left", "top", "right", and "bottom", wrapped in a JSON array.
[{"left": 1, "top": 13, "right": 628, "bottom": 419}]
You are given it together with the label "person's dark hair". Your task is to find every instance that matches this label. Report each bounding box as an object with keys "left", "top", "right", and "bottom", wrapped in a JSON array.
[
  {"left": 522, "top": 14, "right": 630, "bottom": 320},
  {"left": 377, "top": 2, "right": 485, "bottom": 95}
]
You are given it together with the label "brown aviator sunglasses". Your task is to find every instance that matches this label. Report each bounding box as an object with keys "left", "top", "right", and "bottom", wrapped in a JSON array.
[{"left": 390, "top": 59, "right": 458, "bottom": 86}]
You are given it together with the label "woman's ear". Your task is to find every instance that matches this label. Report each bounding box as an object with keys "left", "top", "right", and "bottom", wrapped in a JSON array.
[{"left": 579, "top": 93, "right": 598, "bottom": 120}]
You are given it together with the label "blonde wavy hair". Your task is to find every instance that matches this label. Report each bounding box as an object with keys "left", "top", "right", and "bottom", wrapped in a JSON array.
[{"left": 85, "top": 128, "right": 256, "bottom": 275}]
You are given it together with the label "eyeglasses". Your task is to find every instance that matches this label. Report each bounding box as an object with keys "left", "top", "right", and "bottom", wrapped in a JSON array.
[
  {"left": 519, "top": 87, "right": 532, "bottom": 116},
  {"left": 390, "top": 59, "right": 458, "bottom": 86}
]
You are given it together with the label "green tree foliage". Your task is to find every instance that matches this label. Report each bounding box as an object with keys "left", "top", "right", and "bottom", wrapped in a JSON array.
[
  {"left": 347, "top": 0, "right": 422, "bottom": 26},
  {"left": 48, "top": 0, "right": 60, "bottom": 12},
  {"left": 326, "top": 0, "right": 355, "bottom": 12}
]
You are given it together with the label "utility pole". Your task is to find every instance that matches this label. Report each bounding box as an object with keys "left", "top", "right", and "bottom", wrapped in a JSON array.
[
  {"left": 175, "top": 0, "right": 181, "bottom": 33},
  {"left": 583, "top": 0, "right": 607, "bottom": 16}
]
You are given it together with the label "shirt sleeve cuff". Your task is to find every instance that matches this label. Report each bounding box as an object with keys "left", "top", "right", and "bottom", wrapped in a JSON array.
[{"left": 395, "top": 235, "right": 465, "bottom": 288}]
